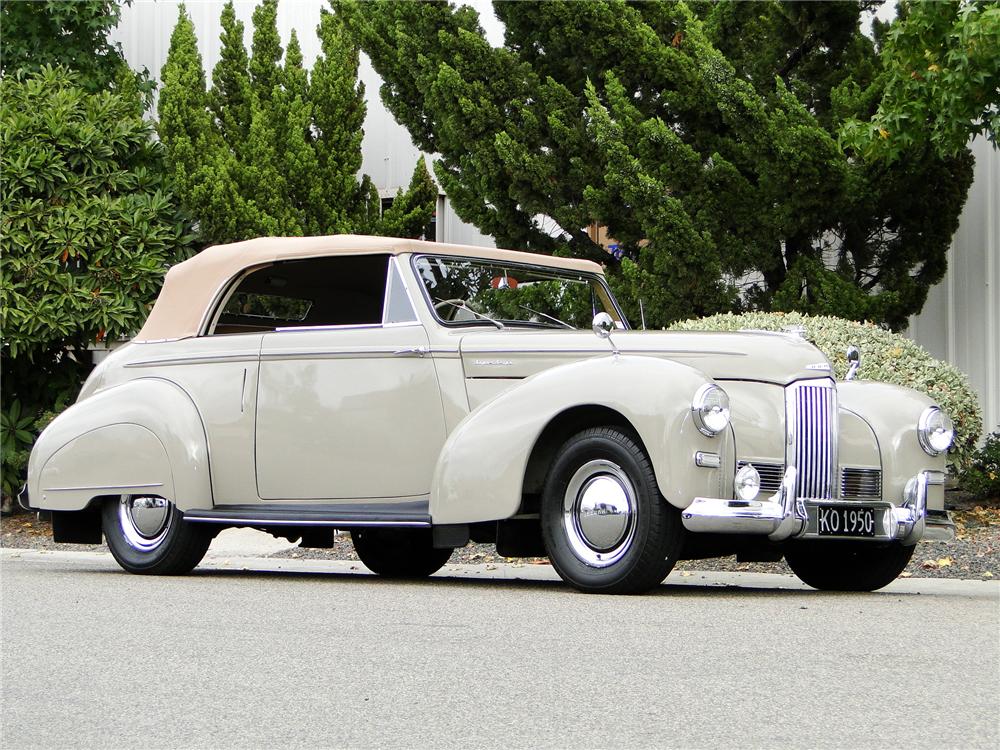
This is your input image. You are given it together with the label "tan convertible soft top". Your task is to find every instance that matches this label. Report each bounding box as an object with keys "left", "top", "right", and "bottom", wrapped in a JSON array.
[{"left": 134, "top": 235, "right": 605, "bottom": 342}]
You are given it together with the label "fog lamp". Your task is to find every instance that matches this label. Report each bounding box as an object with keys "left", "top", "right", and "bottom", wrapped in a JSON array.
[{"left": 734, "top": 464, "right": 761, "bottom": 502}]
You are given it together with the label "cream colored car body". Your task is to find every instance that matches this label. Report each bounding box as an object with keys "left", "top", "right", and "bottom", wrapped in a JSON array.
[{"left": 26, "top": 235, "right": 948, "bottom": 542}]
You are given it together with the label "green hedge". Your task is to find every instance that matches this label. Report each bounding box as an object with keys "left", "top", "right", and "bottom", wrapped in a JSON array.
[
  {"left": 669, "top": 311, "right": 983, "bottom": 471},
  {"left": 961, "top": 433, "right": 1000, "bottom": 501}
]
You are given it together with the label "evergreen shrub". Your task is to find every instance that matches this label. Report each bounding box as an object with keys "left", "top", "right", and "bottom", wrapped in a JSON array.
[{"left": 961, "top": 433, "right": 1000, "bottom": 501}]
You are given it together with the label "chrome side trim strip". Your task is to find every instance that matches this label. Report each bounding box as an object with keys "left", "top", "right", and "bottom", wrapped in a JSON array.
[
  {"left": 261, "top": 349, "right": 401, "bottom": 361},
  {"left": 260, "top": 350, "right": 458, "bottom": 361},
  {"left": 44, "top": 482, "right": 163, "bottom": 492},
  {"left": 183, "top": 517, "right": 430, "bottom": 527},
  {"left": 460, "top": 348, "right": 748, "bottom": 357},
  {"left": 125, "top": 348, "right": 459, "bottom": 367},
  {"left": 125, "top": 353, "right": 259, "bottom": 368},
  {"left": 273, "top": 323, "right": 384, "bottom": 333}
]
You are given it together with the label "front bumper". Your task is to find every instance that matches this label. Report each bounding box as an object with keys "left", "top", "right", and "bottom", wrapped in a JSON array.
[{"left": 681, "top": 469, "right": 950, "bottom": 545}]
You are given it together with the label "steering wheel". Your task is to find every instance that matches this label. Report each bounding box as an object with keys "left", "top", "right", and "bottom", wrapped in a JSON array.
[{"left": 434, "top": 298, "right": 469, "bottom": 320}]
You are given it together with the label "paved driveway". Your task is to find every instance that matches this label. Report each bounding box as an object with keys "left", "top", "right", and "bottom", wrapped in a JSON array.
[{"left": 3, "top": 549, "right": 998, "bottom": 749}]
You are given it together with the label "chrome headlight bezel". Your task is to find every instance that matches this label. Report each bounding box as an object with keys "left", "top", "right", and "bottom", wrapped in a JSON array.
[
  {"left": 691, "top": 384, "right": 731, "bottom": 437},
  {"left": 917, "top": 406, "right": 954, "bottom": 456}
]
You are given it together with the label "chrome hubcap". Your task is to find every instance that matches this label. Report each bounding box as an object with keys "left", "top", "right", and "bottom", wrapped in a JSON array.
[
  {"left": 562, "top": 460, "right": 637, "bottom": 568},
  {"left": 118, "top": 495, "right": 171, "bottom": 552}
]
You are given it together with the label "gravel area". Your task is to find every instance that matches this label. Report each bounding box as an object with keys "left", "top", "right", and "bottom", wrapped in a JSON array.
[{"left": 4, "top": 498, "right": 996, "bottom": 581}]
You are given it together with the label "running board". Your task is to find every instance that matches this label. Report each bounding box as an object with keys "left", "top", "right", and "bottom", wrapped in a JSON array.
[{"left": 183, "top": 500, "right": 430, "bottom": 528}]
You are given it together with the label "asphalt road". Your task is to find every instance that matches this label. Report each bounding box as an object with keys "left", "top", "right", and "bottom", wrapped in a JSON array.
[{"left": 2, "top": 550, "right": 998, "bottom": 750}]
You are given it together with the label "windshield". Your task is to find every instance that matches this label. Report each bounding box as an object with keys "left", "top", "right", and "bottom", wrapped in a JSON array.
[{"left": 413, "top": 255, "right": 625, "bottom": 330}]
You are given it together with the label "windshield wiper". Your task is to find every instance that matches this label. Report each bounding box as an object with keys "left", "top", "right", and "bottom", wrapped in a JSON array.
[
  {"left": 518, "top": 305, "right": 574, "bottom": 329},
  {"left": 434, "top": 299, "right": 505, "bottom": 329}
]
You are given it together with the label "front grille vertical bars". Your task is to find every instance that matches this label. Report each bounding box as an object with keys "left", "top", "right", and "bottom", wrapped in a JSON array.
[{"left": 786, "top": 380, "right": 837, "bottom": 500}]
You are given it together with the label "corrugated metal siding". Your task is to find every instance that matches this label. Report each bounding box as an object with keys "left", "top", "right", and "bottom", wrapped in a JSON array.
[{"left": 908, "top": 138, "right": 1000, "bottom": 436}]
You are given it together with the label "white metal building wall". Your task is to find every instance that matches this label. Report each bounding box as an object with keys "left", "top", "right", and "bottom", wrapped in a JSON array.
[{"left": 908, "top": 137, "right": 1000, "bottom": 436}]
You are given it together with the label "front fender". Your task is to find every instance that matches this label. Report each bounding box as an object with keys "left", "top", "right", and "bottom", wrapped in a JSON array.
[
  {"left": 838, "top": 381, "right": 947, "bottom": 510},
  {"left": 27, "top": 378, "right": 212, "bottom": 511},
  {"left": 430, "top": 355, "right": 731, "bottom": 524}
]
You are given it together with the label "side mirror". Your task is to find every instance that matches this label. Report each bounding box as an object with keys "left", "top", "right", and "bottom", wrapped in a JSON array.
[
  {"left": 592, "top": 312, "right": 619, "bottom": 356},
  {"left": 845, "top": 346, "right": 861, "bottom": 381},
  {"left": 592, "top": 312, "right": 615, "bottom": 339}
]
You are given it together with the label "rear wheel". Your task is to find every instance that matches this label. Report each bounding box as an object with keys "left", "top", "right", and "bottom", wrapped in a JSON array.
[
  {"left": 541, "top": 426, "right": 683, "bottom": 594},
  {"left": 784, "top": 540, "right": 915, "bottom": 592},
  {"left": 102, "top": 495, "right": 211, "bottom": 575},
  {"left": 350, "top": 528, "right": 453, "bottom": 578}
]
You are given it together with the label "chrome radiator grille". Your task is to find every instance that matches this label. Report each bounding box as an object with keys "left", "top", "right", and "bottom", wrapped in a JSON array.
[
  {"left": 737, "top": 461, "right": 784, "bottom": 494},
  {"left": 841, "top": 467, "right": 882, "bottom": 500},
  {"left": 787, "top": 380, "right": 837, "bottom": 499}
]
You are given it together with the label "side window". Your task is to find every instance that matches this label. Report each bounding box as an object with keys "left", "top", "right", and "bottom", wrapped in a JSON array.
[
  {"left": 209, "top": 255, "right": 390, "bottom": 335},
  {"left": 383, "top": 259, "right": 418, "bottom": 324}
]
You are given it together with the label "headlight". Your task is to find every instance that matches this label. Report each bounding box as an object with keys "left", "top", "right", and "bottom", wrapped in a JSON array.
[
  {"left": 918, "top": 406, "right": 954, "bottom": 456},
  {"left": 692, "top": 384, "right": 731, "bottom": 437}
]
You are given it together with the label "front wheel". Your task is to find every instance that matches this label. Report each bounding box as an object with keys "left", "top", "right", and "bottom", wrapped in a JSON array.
[
  {"left": 103, "top": 495, "right": 211, "bottom": 575},
  {"left": 541, "top": 426, "right": 683, "bottom": 594},
  {"left": 784, "top": 540, "right": 915, "bottom": 592},
  {"left": 351, "top": 528, "right": 453, "bottom": 578}
]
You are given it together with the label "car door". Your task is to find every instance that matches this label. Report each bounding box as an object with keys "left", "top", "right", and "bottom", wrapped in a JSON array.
[{"left": 254, "top": 255, "right": 448, "bottom": 501}]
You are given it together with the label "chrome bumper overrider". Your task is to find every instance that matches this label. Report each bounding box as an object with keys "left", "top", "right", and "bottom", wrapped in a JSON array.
[{"left": 682, "top": 469, "right": 949, "bottom": 545}]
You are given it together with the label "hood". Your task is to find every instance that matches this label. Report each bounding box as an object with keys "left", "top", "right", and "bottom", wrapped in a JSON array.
[{"left": 459, "top": 329, "right": 833, "bottom": 386}]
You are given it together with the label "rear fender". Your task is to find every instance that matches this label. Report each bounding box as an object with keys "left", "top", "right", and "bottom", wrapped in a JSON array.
[
  {"left": 27, "top": 378, "right": 211, "bottom": 511},
  {"left": 430, "top": 355, "right": 732, "bottom": 524}
]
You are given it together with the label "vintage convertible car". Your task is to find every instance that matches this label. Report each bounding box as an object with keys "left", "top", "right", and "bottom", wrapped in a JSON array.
[{"left": 22, "top": 235, "right": 956, "bottom": 593}]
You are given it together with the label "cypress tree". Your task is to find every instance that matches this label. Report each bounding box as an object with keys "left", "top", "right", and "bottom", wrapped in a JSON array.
[
  {"left": 210, "top": 1, "right": 251, "bottom": 150},
  {"left": 380, "top": 158, "right": 439, "bottom": 240},
  {"left": 158, "top": 1, "right": 432, "bottom": 246}
]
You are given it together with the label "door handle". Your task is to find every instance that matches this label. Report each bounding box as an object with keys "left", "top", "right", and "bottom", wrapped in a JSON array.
[{"left": 393, "top": 346, "right": 429, "bottom": 357}]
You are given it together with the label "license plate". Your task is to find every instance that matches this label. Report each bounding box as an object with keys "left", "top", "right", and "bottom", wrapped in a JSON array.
[{"left": 817, "top": 505, "right": 876, "bottom": 537}]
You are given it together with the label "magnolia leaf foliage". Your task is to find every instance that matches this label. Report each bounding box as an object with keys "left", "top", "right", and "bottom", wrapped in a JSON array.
[{"left": 0, "top": 65, "right": 195, "bottom": 497}]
